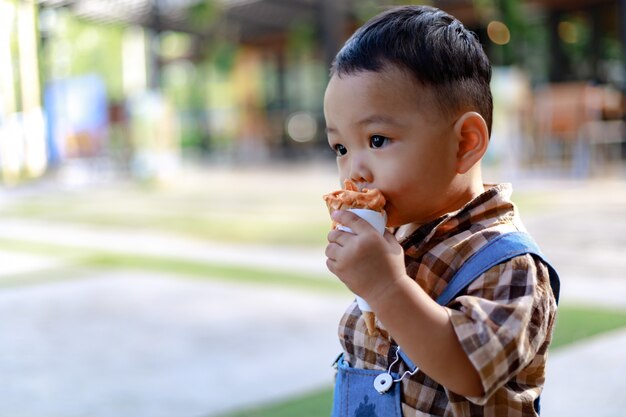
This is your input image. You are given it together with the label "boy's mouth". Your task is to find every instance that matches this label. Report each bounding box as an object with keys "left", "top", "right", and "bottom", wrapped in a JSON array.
[{"left": 355, "top": 182, "right": 373, "bottom": 192}]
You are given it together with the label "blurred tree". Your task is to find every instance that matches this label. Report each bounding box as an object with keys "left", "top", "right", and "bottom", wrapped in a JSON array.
[
  {"left": 287, "top": 20, "right": 317, "bottom": 59},
  {"left": 210, "top": 40, "right": 238, "bottom": 74},
  {"left": 40, "top": 10, "right": 125, "bottom": 101},
  {"left": 186, "top": 0, "right": 221, "bottom": 34},
  {"left": 498, "top": 0, "right": 526, "bottom": 65}
]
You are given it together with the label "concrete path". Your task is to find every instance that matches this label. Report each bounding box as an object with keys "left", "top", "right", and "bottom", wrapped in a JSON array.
[
  {"left": 541, "top": 327, "right": 626, "bottom": 417},
  {"left": 0, "top": 269, "right": 349, "bottom": 417}
]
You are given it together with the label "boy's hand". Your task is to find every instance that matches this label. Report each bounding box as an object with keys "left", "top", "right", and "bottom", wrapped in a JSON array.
[{"left": 325, "top": 210, "right": 407, "bottom": 304}]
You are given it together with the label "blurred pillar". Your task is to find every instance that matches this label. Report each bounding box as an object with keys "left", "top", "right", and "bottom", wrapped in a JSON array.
[
  {"left": 122, "top": 26, "right": 148, "bottom": 96},
  {"left": 17, "top": 0, "right": 47, "bottom": 178},
  {"left": 318, "top": 0, "right": 343, "bottom": 73},
  {"left": 147, "top": 0, "right": 163, "bottom": 90},
  {"left": 0, "top": 1, "right": 17, "bottom": 117},
  {"left": 0, "top": 0, "right": 19, "bottom": 183},
  {"left": 275, "top": 50, "right": 289, "bottom": 150},
  {"left": 589, "top": 7, "right": 601, "bottom": 83},
  {"left": 548, "top": 11, "right": 568, "bottom": 82},
  {"left": 619, "top": 0, "right": 626, "bottom": 151},
  {"left": 621, "top": 0, "right": 626, "bottom": 93},
  {"left": 198, "top": 59, "right": 212, "bottom": 154},
  {"left": 17, "top": 1, "right": 40, "bottom": 111}
]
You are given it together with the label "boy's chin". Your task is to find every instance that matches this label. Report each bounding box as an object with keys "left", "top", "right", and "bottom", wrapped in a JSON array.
[
  {"left": 386, "top": 220, "right": 400, "bottom": 229},
  {"left": 387, "top": 214, "right": 425, "bottom": 230},
  {"left": 384, "top": 214, "right": 402, "bottom": 229}
]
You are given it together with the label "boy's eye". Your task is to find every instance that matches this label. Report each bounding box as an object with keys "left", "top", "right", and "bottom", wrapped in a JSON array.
[
  {"left": 334, "top": 144, "right": 347, "bottom": 156},
  {"left": 370, "top": 135, "right": 389, "bottom": 149}
]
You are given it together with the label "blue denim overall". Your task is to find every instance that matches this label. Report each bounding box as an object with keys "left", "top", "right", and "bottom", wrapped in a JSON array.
[
  {"left": 332, "top": 355, "right": 404, "bottom": 417},
  {"left": 331, "top": 232, "right": 560, "bottom": 417}
]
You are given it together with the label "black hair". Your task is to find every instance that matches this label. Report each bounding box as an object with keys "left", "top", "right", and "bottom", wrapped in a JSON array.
[{"left": 331, "top": 5, "right": 493, "bottom": 134}]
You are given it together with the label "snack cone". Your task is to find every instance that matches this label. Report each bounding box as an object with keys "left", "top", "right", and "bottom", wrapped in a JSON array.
[
  {"left": 362, "top": 311, "right": 378, "bottom": 337},
  {"left": 323, "top": 179, "right": 387, "bottom": 337},
  {"left": 323, "top": 179, "right": 386, "bottom": 229}
]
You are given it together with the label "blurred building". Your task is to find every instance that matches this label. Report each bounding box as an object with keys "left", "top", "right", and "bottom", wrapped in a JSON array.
[{"left": 1, "top": 0, "right": 625, "bottom": 183}]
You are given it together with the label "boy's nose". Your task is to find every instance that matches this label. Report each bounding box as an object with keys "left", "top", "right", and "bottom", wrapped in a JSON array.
[{"left": 348, "top": 156, "right": 373, "bottom": 186}]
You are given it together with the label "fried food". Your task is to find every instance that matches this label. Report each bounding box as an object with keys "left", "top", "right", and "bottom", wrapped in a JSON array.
[{"left": 322, "top": 179, "right": 386, "bottom": 230}]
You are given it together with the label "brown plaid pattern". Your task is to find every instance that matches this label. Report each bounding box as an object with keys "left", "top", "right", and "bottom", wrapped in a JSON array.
[{"left": 337, "top": 184, "right": 558, "bottom": 416}]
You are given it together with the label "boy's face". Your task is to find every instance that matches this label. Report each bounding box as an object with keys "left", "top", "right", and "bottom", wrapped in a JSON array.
[{"left": 324, "top": 66, "right": 462, "bottom": 227}]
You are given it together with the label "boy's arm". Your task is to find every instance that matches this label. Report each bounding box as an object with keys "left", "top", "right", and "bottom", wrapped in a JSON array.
[
  {"left": 326, "top": 211, "right": 555, "bottom": 400},
  {"left": 369, "top": 275, "right": 485, "bottom": 397},
  {"left": 326, "top": 210, "right": 484, "bottom": 397},
  {"left": 371, "top": 257, "right": 556, "bottom": 403}
]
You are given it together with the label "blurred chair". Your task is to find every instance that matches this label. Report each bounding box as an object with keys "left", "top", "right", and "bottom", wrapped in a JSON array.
[{"left": 532, "top": 82, "right": 624, "bottom": 175}]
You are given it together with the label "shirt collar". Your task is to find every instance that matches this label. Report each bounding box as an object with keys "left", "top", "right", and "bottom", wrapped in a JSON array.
[{"left": 399, "top": 183, "right": 515, "bottom": 253}]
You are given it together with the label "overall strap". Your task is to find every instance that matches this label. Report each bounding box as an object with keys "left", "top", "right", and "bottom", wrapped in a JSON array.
[
  {"left": 435, "top": 231, "right": 560, "bottom": 306},
  {"left": 398, "top": 232, "right": 560, "bottom": 374}
]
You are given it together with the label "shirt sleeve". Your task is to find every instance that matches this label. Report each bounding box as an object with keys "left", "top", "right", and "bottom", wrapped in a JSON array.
[{"left": 445, "top": 254, "right": 557, "bottom": 405}]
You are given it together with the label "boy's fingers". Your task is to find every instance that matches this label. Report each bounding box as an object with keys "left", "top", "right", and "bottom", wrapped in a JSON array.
[
  {"left": 325, "top": 243, "right": 337, "bottom": 261},
  {"left": 325, "top": 241, "right": 345, "bottom": 264},
  {"left": 327, "top": 229, "right": 348, "bottom": 246},
  {"left": 383, "top": 229, "right": 397, "bottom": 243}
]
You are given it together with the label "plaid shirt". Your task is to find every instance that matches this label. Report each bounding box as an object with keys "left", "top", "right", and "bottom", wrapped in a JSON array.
[{"left": 337, "top": 184, "right": 558, "bottom": 417}]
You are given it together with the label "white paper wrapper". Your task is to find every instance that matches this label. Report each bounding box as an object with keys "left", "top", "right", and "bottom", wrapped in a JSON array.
[
  {"left": 355, "top": 295, "right": 373, "bottom": 312},
  {"left": 336, "top": 208, "right": 387, "bottom": 312}
]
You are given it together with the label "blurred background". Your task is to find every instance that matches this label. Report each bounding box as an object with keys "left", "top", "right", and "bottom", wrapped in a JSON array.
[{"left": 0, "top": 1, "right": 625, "bottom": 417}]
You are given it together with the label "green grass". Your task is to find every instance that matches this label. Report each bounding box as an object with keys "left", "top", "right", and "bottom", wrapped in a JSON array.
[
  {"left": 0, "top": 178, "right": 332, "bottom": 246},
  {"left": 216, "top": 387, "right": 335, "bottom": 417},
  {"left": 214, "top": 304, "right": 626, "bottom": 417},
  {"left": 550, "top": 304, "right": 626, "bottom": 349},
  {"left": 80, "top": 252, "right": 343, "bottom": 293},
  {"left": 0, "top": 238, "right": 345, "bottom": 294},
  {"left": 0, "top": 207, "right": 330, "bottom": 246}
]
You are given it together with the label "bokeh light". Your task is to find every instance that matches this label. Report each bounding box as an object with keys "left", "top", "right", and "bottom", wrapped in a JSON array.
[
  {"left": 487, "top": 20, "right": 511, "bottom": 45},
  {"left": 286, "top": 111, "right": 318, "bottom": 143}
]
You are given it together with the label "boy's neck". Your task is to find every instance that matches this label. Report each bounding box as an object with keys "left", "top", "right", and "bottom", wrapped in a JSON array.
[{"left": 395, "top": 171, "right": 485, "bottom": 241}]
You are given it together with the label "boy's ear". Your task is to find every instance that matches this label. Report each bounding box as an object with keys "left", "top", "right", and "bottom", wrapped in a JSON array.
[{"left": 452, "top": 111, "right": 489, "bottom": 174}]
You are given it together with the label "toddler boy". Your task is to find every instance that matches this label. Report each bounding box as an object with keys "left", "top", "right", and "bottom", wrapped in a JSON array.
[{"left": 324, "top": 5, "right": 559, "bottom": 416}]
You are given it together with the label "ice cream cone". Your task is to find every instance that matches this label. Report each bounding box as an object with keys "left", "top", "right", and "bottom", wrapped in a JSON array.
[
  {"left": 323, "top": 179, "right": 387, "bottom": 336},
  {"left": 362, "top": 311, "right": 378, "bottom": 337},
  {"left": 323, "top": 179, "right": 386, "bottom": 230}
]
